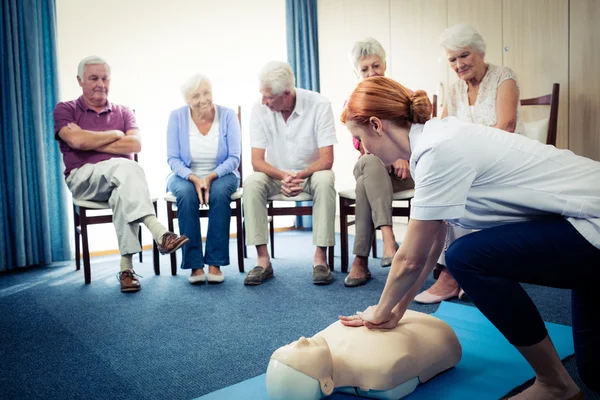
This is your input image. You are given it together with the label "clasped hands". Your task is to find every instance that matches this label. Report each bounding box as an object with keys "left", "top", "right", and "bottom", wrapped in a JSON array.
[
  {"left": 338, "top": 304, "right": 404, "bottom": 330},
  {"left": 387, "top": 159, "right": 411, "bottom": 180},
  {"left": 193, "top": 175, "right": 214, "bottom": 207},
  {"left": 280, "top": 171, "right": 304, "bottom": 197}
]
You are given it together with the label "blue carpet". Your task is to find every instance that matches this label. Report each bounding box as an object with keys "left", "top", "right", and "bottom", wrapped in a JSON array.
[
  {"left": 196, "top": 302, "right": 574, "bottom": 400},
  {"left": 0, "top": 230, "right": 597, "bottom": 399}
]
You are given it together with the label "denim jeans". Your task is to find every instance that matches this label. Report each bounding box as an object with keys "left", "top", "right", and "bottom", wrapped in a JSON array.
[
  {"left": 445, "top": 217, "right": 599, "bottom": 390},
  {"left": 167, "top": 173, "right": 239, "bottom": 269}
]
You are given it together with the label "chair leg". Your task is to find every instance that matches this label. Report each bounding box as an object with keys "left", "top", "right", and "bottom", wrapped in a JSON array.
[
  {"left": 235, "top": 199, "right": 244, "bottom": 273},
  {"left": 73, "top": 205, "right": 81, "bottom": 271},
  {"left": 242, "top": 219, "right": 248, "bottom": 258},
  {"left": 339, "top": 198, "right": 349, "bottom": 274},
  {"left": 80, "top": 208, "right": 92, "bottom": 284},
  {"left": 138, "top": 225, "right": 143, "bottom": 263},
  {"left": 269, "top": 202, "right": 275, "bottom": 258},
  {"left": 328, "top": 246, "right": 334, "bottom": 271},
  {"left": 152, "top": 200, "right": 160, "bottom": 275},
  {"left": 372, "top": 232, "right": 378, "bottom": 259},
  {"left": 166, "top": 202, "right": 177, "bottom": 276}
]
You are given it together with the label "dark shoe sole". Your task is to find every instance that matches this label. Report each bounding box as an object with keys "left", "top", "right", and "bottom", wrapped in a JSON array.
[
  {"left": 380, "top": 257, "right": 393, "bottom": 268},
  {"left": 121, "top": 287, "right": 141, "bottom": 292},
  {"left": 313, "top": 276, "right": 333, "bottom": 285},
  {"left": 244, "top": 272, "right": 274, "bottom": 286},
  {"left": 158, "top": 237, "right": 190, "bottom": 255}
]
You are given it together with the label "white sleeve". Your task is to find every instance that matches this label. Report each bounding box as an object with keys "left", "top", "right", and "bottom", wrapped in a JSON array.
[
  {"left": 315, "top": 102, "right": 338, "bottom": 148},
  {"left": 410, "top": 144, "right": 476, "bottom": 221},
  {"left": 249, "top": 102, "right": 268, "bottom": 149}
]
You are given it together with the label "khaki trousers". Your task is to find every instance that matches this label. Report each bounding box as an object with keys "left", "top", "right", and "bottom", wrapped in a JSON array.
[
  {"left": 243, "top": 170, "right": 336, "bottom": 247},
  {"left": 66, "top": 158, "right": 156, "bottom": 255},
  {"left": 353, "top": 155, "right": 415, "bottom": 256}
]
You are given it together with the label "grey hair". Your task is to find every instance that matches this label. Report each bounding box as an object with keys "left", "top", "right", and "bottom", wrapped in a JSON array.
[
  {"left": 440, "top": 23, "right": 486, "bottom": 54},
  {"left": 349, "top": 37, "right": 387, "bottom": 72},
  {"left": 77, "top": 56, "right": 111, "bottom": 80},
  {"left": 180, "top": 73, "right": 212, "bottom": 100},
  {"left": 258, "top": 61, "right": 295, "bottom": 95}
]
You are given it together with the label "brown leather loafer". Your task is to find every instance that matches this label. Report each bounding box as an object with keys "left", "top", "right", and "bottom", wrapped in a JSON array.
[
  {"left": 157, "top": 232, "right": 189, "bottom": 255},
  {"left": 244, "top": 264, "right": 274, "bottom": 286},
  {"left": 118, "top": 269, "right": 141, "bottom": 292},
  {"left": 312, "top": 264, "right": 333, "bottom": 285}
]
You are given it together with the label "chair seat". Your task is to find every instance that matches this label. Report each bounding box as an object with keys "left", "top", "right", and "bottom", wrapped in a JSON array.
[
  {"left": 74, "top": 197, "right": 158, "bottom": 209},
  {"left": 338, "top": 188, "right": 415, "bottom": 200},
  {"left": 164, "top": 188, "right": 243, "bottom": 204},
  {"left": 268, "top": 192, "right": 314, "bottom": 202}
]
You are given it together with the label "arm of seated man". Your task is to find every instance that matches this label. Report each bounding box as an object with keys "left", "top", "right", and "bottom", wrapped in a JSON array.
[
  {"left": 95, "top": 129, "right": 142, "bottom": 155},
  {"left": 282, "top": 145, "right": 334, "bottom": 197},
  {"left": 251, "top": 147, "right": 287, "bottom": 181},
  {"left": 57, "top": 122, "right": 123, "bottom": 151}
]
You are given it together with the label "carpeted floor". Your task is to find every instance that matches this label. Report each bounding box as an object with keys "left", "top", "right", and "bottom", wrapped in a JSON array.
[{"left": 0, "top": 230, "right": 597, "bottom": 400}]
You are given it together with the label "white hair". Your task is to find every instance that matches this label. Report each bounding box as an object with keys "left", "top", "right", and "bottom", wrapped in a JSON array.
[
  {"left": 258, "top": 61, "right": 295, "bottom": 95},
  {"left": 439, "top": 23, "right": 486, "bottom": 54},
  {"left": 77, "top": 56, "right": 110, "bottom": 80},
  {"left": 349, "top": 37, "right": 387, "bottom": 72},
  {"left": 180, "top": 73, "right": 212, "bottom": 100}
]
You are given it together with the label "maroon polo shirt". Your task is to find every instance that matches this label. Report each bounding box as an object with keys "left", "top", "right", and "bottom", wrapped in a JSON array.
[{"left": 53, "top": 96, "right": 138, "bottom": 177}]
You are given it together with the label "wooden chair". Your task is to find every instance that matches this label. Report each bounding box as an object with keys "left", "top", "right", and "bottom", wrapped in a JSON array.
[
  {"left": 338, "top": 94, "right": 438, "bottom": 273},
  {"left": 520, "top": 83, "right": 560, "bottom": 146},
  {"left": 73, "top": 154, "right": 160, "bottom": 284},
  {"left": 266, "top": 193, "right": 335, "bottom": 270},
  {"left": 164, "top": 107, "right": 245, "bottom": 275}
]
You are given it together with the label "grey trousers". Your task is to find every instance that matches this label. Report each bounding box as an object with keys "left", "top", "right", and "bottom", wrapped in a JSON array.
[
  {"left": 66, "top": 158, "right": 156, "bottom": 255},
  {"left": 353, "top": 155, "right": 415, "bottom": 256},
  {"left": 243, "top": 170, "right": 336, "bottom": 247}
]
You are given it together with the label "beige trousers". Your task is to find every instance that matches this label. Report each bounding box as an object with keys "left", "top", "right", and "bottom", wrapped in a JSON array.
[
  {"left": 353, "top": 155, "right": 415, "bottom": 256},
  {"left": 243, "top": 170, "right": 336, "bottom": 247},
  {"left": 66, "top": 158, "right": 156, "bottom": 255}
]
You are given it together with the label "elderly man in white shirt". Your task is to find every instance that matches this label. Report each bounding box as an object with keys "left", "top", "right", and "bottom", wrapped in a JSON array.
[{"left": 243, "top": 61, "right": 338, "bottom": 286}]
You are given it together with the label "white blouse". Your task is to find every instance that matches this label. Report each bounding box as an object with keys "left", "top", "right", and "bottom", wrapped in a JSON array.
[
  {"left": 447, "top": 64, "right": 525, "bottom": 135},
  {"left": 189, "top": 107, "right": 219, "bottom": 177}
]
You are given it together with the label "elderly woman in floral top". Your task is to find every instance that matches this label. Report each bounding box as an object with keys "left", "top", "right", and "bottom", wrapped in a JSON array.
[{"left": 414, "top": 23, "right": 525, "bottom": 303}]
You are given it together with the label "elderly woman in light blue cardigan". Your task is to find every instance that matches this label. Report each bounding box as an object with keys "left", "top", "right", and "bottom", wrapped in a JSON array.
[{"left": 167, "top": 74, "right": 240, "bottom": 285}]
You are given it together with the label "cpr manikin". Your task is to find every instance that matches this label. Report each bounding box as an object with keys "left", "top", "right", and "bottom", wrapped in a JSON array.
[{"left": 266, "top": 310, "right": 461, "bottom": 400}]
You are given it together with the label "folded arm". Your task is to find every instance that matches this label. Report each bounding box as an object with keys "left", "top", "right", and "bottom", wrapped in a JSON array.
[
  {"left": 57, "top": 123, "right": 123, "bottom": 151},
  {"left": 95, "top": 129, "right": 142, "bottom": 154}
]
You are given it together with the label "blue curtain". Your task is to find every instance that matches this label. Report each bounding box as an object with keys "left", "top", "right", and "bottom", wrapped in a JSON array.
[
  {"left": 0, "top": 0, "right": 70, "bottom": 272},
  {"left": 286, "top": 0, "right": 320, "bottom": 228}
]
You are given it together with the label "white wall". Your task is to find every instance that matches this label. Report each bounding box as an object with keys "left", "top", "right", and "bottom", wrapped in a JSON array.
[{"left": 56, "top": 0, "right": 287, "bottom": 252}]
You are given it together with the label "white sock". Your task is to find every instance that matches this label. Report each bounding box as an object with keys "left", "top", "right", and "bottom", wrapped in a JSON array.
[{"left": 141, "top": 215, "right": 168, "bottom": 243}]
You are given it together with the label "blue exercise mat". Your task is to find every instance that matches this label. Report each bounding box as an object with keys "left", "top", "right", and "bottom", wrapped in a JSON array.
[{"left": 196, "top": 302, "right": 574, "bottom": 400}]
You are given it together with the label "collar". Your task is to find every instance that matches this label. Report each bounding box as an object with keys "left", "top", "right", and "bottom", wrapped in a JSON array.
[
  {"left": 76, "top": 96, "right": 113, "bottom": 113},
  {"left": 288, "top": 88, "right": 303, "bottom": 117}
]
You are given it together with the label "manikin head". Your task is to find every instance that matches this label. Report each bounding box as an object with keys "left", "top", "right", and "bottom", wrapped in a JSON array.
[{"left": 266, "top": 335, "right": 333, "bottom": 400}]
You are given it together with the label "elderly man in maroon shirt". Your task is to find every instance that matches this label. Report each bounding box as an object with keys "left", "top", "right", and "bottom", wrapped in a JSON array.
[{"left": 54, "top": 55, "right": 188, "bottom": 293}]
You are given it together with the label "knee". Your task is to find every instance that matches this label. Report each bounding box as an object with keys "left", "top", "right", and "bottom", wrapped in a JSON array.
[
  {"left": 209, "top": 184, "right": 233, "bottom": 205},
  {"left": 243, "top": 173, "right": 268, "bottom": 199},
  {"left": 311, "top": 170, "right": 335, "bottom": 191},
  {"left": 444, "top": 234, "right": 477, "bottom": 275},
  {"left": 174, "top": 183, "right": 199, "bottom": 208},
  {"left": 359, "top": 154, "right": 386, "bottom": 176}
]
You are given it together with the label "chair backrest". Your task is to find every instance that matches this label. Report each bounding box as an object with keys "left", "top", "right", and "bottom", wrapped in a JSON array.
[
  {"left": 520, "top": 83, "right": 560, "bottom": 146},
  {"left": 432, "top": 94, "right": 438, "bottom": 118}
]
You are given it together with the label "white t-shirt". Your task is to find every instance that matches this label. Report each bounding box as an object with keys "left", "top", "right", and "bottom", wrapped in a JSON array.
[
  {"left": 409, "top": 117, "right": 600, "bottom": 249},
  {"left": 249, "top": 88, "right": 338, "bottom": 172},
  {"left": 189, "top": 107, "right": 219, "bottom": 177}
]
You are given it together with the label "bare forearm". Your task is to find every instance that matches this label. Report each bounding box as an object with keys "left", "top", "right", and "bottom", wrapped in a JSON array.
[
  {"left": 494, "top": 120, "right": 516, "bottom": 133},
  {"left": 68, "top": 129, "right": 123, "bottom": 150},
  {"left": 379, "top": 224, "right": 447, "bottom": 316},
  {"left": 95, "top": 136, "right": 141, "bottom": 155},
  {"left": 252, "top": 159, "right": 285, "bottom": 180},
  {"left": 298, "top": 157, "right": 333, "bottom": 179}
]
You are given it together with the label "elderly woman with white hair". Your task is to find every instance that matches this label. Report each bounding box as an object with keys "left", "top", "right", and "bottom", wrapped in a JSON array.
[
  {"left": 166, "top": 74, "right": 240, "bottom": 284},
  {"left": 414, "top": 23, "right": 525, "bottom": 303},
  {"left": 344, "top": 38, "right": 415, "bottom": 288}
]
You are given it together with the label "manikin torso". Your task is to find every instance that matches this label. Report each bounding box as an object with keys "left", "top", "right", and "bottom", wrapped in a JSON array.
[{"left": 266, "top": 310, "right": 462, "bottom": 400}]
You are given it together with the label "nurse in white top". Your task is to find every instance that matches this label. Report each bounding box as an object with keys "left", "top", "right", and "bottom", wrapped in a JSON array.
[
  {"left": 340, "top": 76, "right": 598, "bottom": 399},
  {"left": 415, "top": 23, "right": 527, "bottom": 304}
]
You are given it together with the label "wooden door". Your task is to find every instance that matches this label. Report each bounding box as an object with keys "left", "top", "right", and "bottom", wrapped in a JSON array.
[
  {"left": 502, "top": 0, "right": 569, "bottom": 148},
  {"left": 389, "top": 0, "right": 447, "bottom": 116},
  {"left": 569, "top": 0, "right": 600, "bottom": 160}
]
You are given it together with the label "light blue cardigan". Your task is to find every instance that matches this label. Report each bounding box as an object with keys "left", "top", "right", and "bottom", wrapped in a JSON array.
[{"left": 166, "top": 104, "right": 240, "bottom": 181}]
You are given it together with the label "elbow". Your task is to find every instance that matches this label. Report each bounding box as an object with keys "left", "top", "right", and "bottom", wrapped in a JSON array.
[
  {"left": 323, "top": 157, "right": 334, "bottom": 170},
  {"left": 69, "top": 137, "right": 89, "bottom": 151},
  {"left": 499, "top": 120, "right": 517, "bottom": 133}
]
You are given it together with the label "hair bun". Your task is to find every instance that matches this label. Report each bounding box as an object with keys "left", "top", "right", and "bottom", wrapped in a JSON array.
[{"left": 409, "top": 90, "right": 432, "bottom": 124}]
